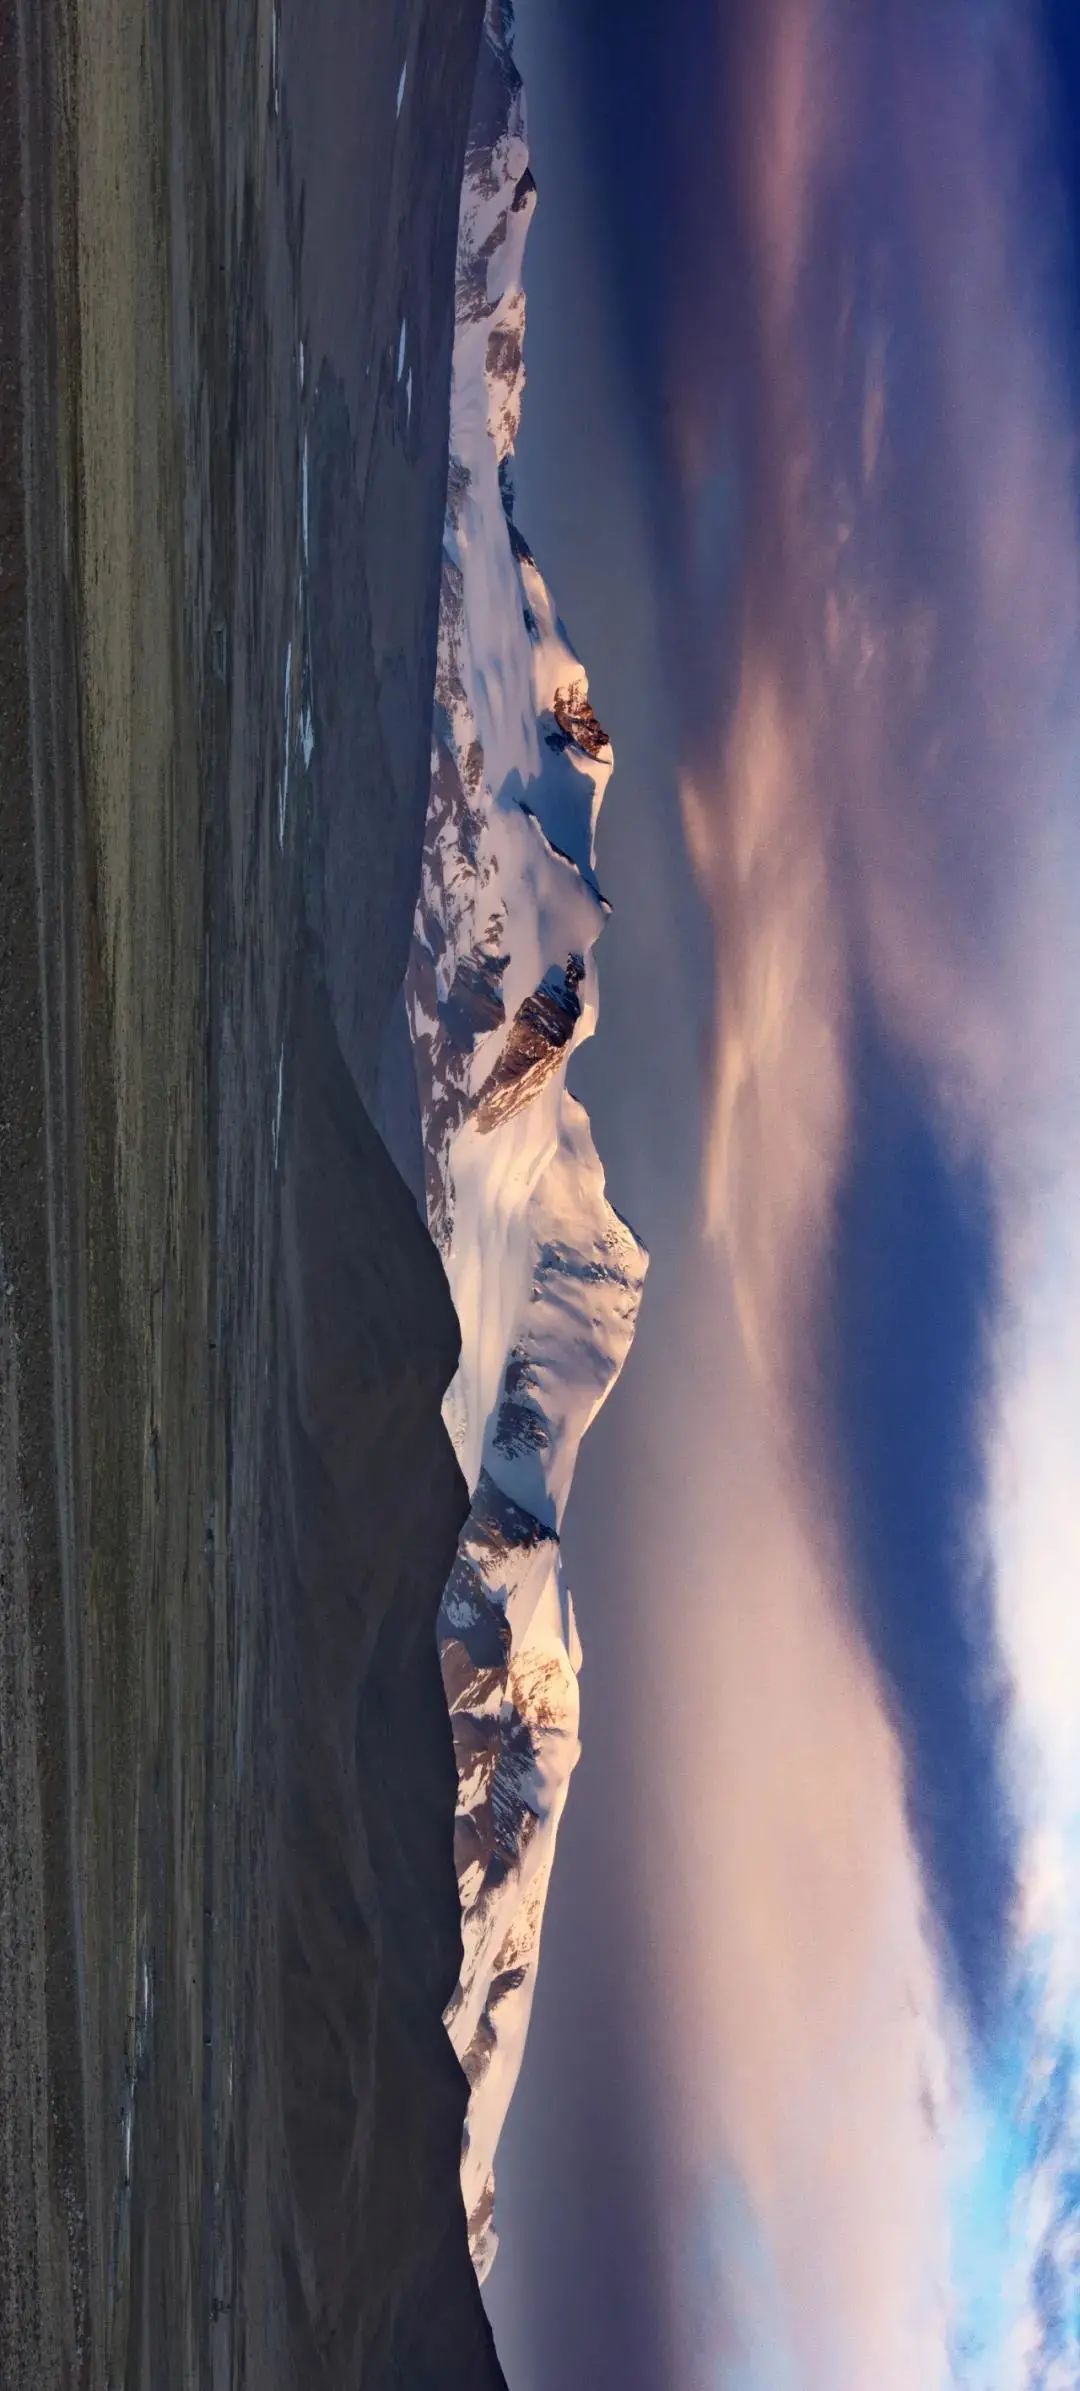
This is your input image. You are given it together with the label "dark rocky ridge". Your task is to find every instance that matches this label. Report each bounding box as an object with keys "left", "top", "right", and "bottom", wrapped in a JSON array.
[
  {"left": 476, "top": 956, "right": 585, "bottom": 1134},
  {"left": 271, "top": 967, "right": 501, "bottom": 2387}
]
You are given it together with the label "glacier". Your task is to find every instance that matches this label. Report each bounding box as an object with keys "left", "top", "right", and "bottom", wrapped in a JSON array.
[{"left": 406, "top": 0, "right": 648, "bottom": 2285}]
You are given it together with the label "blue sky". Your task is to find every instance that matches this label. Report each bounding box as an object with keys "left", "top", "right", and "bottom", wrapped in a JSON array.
[{"left": 484, "top": 3, "right": 1080, "bottom": 2384}]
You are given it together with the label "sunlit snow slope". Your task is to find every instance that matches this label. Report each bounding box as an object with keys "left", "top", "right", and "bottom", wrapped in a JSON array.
[{"left": 406, "top": 0, "right": 647, "bottom": 2284}]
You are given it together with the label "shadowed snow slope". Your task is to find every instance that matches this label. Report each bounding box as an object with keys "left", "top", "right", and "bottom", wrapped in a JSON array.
[{"left": 407, "top": 0, "right": 647, "bottom": 2285}]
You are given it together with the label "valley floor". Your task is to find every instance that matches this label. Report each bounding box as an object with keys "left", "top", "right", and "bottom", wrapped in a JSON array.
[{"left": 0, "top": 0, "right": 501, "bottom": 2381}]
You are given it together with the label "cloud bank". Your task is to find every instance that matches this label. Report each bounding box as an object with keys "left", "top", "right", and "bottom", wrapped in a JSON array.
[
  {"left": 662, "top": 0, "right": 1080, "bottom": 2378},
  {"left": 490, "top": 3, "right": 1080, "bottom": 2382},
  {"left": 674, "top": 0, "right": 1080, "bottom": 1986}
]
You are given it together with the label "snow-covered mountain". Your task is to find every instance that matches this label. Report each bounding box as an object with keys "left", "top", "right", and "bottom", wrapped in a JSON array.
[{"left": 406, "top": 0, "right": 647, "bottom": 2285}]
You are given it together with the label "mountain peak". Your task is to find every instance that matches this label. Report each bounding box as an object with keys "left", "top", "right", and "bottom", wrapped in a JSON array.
[{"left": 406, "top": 0, "right": 647, "bottom": 2285}]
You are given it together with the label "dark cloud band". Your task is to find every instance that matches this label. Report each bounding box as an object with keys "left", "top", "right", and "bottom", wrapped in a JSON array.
[{"left": 826, "top": 994, "right": 1019, "bottom": 2040}]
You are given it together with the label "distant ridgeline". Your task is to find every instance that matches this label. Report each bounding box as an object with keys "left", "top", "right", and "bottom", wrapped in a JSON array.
[{"left": 407, "top": 0, "right": 647, "bottom": 2284}]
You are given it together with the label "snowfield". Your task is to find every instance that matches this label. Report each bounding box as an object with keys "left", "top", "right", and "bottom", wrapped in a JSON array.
[{"left": 407, "top": 0, "right": 647, "bottom": 2283}]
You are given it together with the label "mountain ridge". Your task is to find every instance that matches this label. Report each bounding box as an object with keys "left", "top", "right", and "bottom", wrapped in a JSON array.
[{"left": 407, "top": 0, "right": 647, "bottom": 2283}]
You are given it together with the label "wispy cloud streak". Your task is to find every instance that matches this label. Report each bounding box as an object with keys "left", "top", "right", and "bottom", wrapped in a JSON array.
[
  {"left": 663, "top": 0, "right": 1080, "bottom": 2378},
  {"left": 674, "top": 0, "right": 1080, "bottom": 1985}
]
